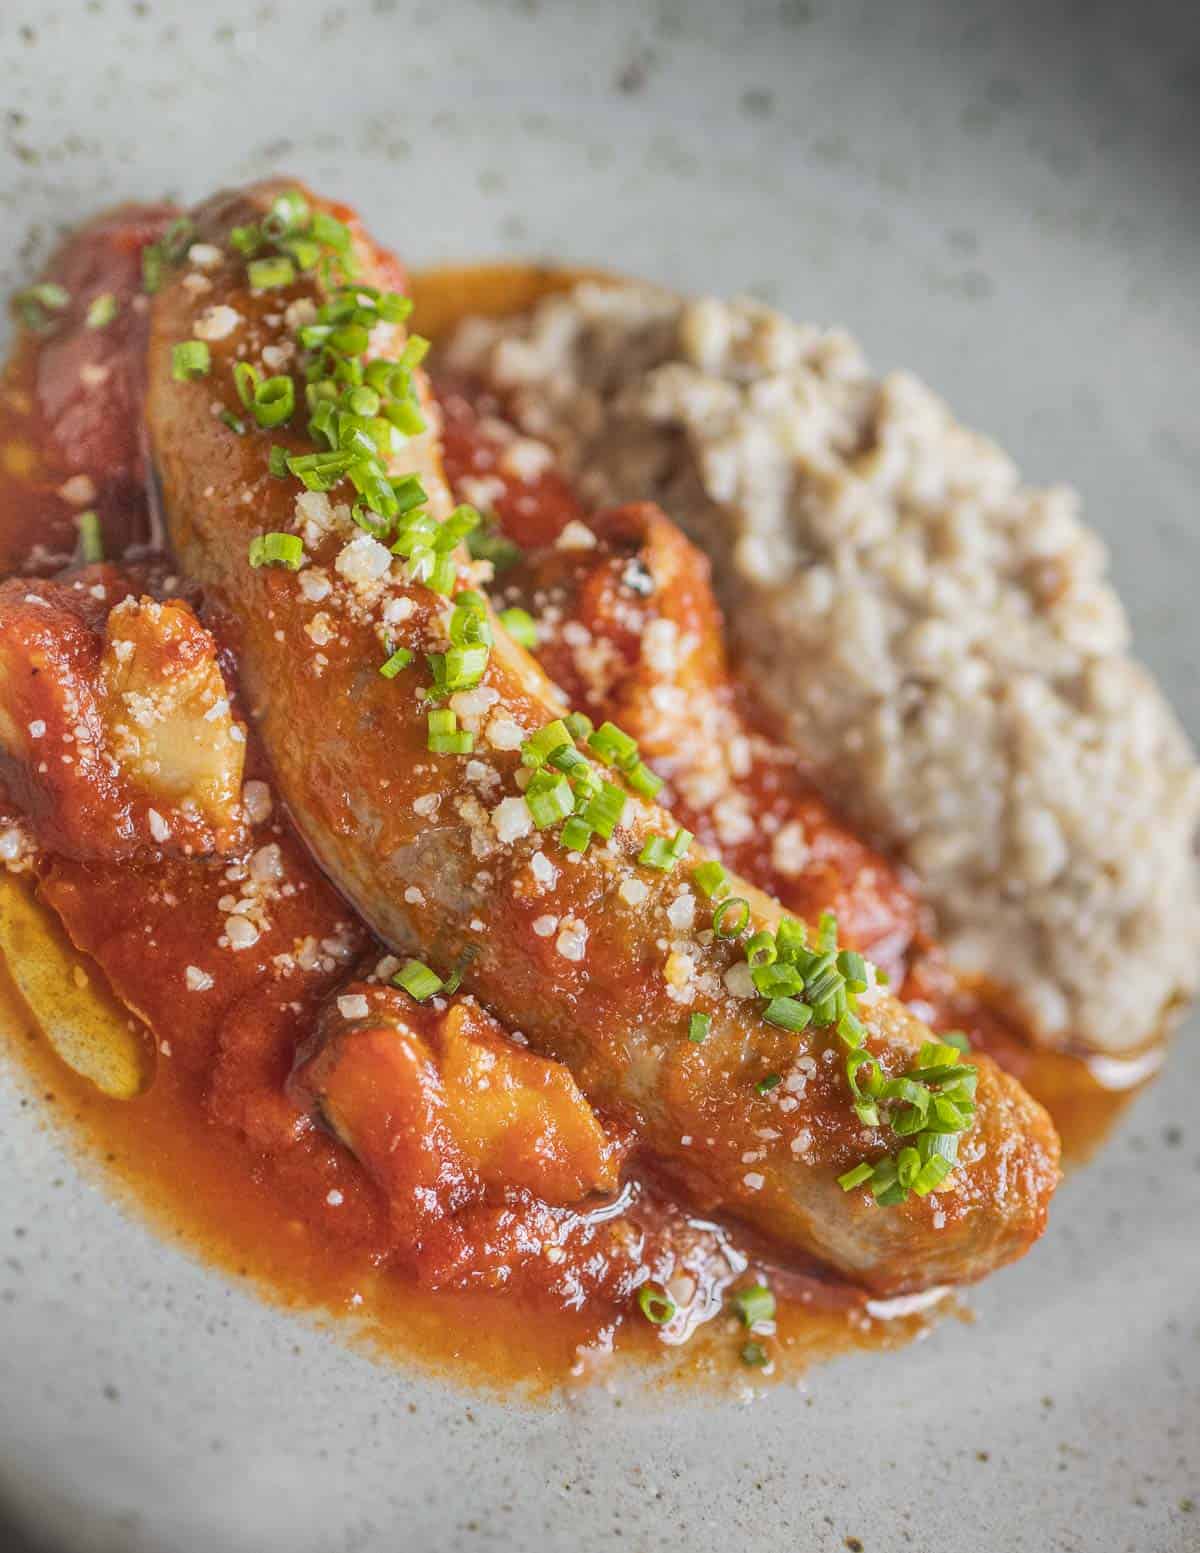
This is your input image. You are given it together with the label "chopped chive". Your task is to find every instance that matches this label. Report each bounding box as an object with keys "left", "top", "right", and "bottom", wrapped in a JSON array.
[
  {"left": 762, "top": 996, "right": 813, "bottom": 1033},
  {"left": 582, "top": 780, "right": 627, "bottom": 840},
  {"left": 392, "top": 959, "right": 443, "bottom": 1001},
  {"left": 626, "top": 759, "right": 664, "bottom": 800},
  {"left": 688, "top": 1011, "right": 711, "bottom": 1044},
  {"left": 448, "top": 596, "right": 493, "bottom": 649},
  {"left": 522, "top": 720, "right": 573, "bottom": 769},
  {"left": 379, "top": 646, "right": 414, "bottom": 679},
  {"left": 837, "top": 1161, "right": 874, "bottom": 1192},
  {"left": 636, "top": 1284, "right": 676, "bottom": 1326},
  {"left": 637, "top": 827, "right": 692, "bottom": 871},
  {"left": 75, "top": 510, "right": 104, "bottom": 565},
  {"left": 229, "top": 223, "right": 262, "bottom": 257},
  {"left": 171, "top": 340, "right": 211, "bottom": 380},
  {"left": 261, "top": 190, "right": 310, "bottom": 242},
  {"left": 755, "top": 1072, "right": 782, "bottom": 1095},
  {"left": 837, "top": 949, "right": 868, "bottom": 991},
  {"left": 268, "top": 444, "right": 291, "bottom": 478},
  {"left": 85, "top": 292, "right": 118, "bottom": 329},
  {"left": 428, "top": 551, "right": 457, "bottom": 595},
  {"left": 712, "top": 896, "right": 749, "bottom": 938},
  {"left": 837, "top": 1010, "right": 866, "bottom": 1049},
  {"left": 311, "top": 209, "right": 351, "bottom": 251},
  {"left": 233, "top": 361, "right": 260, "bottom": 407},
  {"left": 281, "top": 236, "right": 322, "bottom": 271},
  {"left": 751, "top": 961, "right": 803, "bottom": 999},
  {"left": 525, "top": 769, "right": 574, "bottom": 829},
  {"left": 775, "top": 917, "right": 807, "bottom": 960},
  {"left": 589, "top": 720, "right": 640, "bottom": 771},
  {"left": 247, "top": 532, "right": 303, "bottom": 570},
  {"left": 247, "top": 255, "right": 296, "bottom": 290},
  {"left": 559, "top": 815, "right": 593, "bottom": 853},
  {"left": 428, "top": 728, "right": 474, "bottom": 755},
  {"left": 432, "top": 503, "right": 481, "bottom": 552},
  {"left": 141, "top": 243, "right": 165, "bottom": 294},
  {"left": 398, "top": 332, "right": 429, "bottom": 366},
  {"left": 499, "top": 607, "right": 538, "bottom": 649},
  {"left": 218, "top": 408, "right": 247, "bottom": 435},
  {"left": 442, "top": 644, "right": 489, "bottom": 691},
  {"left": 693, "top": 860, "right": 729, "bottom": 899},
  {"left": 745, "top": 931, "right": 777, "bottom": 968},
  {"left": 10, "top": 282, "right": 69, "bottom": 329},
  {"left": 253, "top": 374, "right": 296, "bottom": 428},
  {"left": 731, "top": 1283, "right": 776, "bottom": 1327}
]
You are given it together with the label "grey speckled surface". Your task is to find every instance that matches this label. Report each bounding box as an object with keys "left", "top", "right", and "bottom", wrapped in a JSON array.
[{"left": 0, "top": 3, "right": 1197, "bottom": 1550}]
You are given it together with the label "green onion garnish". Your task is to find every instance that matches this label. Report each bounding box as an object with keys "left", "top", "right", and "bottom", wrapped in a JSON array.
[
  {"left": 755, "top": 1073, "right": 782, "bottom": 1094},
  {"left": 499, "top": 607, "right": 538, "bottom": 649},
  {"left": 626, "top": 760, "right": 664, "bottom": 800},
  {"left": 693, "top": 860, "right": 729, "bottom": 899},
  {"left": 525, "top": 769, "right": 574, "bottom": 829},
  {"left": 218, "top": 408, "right": 247, "bottom": 435},
  {"left": 837, "top": 1161, "right": 874, "bottom": 1192},
  {"left": 233, "top": 361, "right": 259, "bottom": 407},
  {"left": 247, "top": 256, "right": 296, "bottom": 291},
  {"left": 229, "top": 223, "right": 262, "bottom": 257},
  {"left": 522, "top": 720, "right": 573, "bottom": 769},
  {"left": 379, "top": 646, "right": 414, "bottom": 679},
  {"left": 589, "top": 720, "right": 639, "bottom": 771},
  {"left": 740, "top": 1341, "right": 768, "bottom": 1368},
  {"left": 262, "top": 189, "right": 310, "bottom": 239},
  {"left": 559, "top": 816, "right": 593, "bottom": 853},
  {"left": 712, "top": 896, "right": 749, "bottom": 938},
  {"left": 745, "top": 931, "right": 777, "bottom": 968},
  {"left": 427, "top": 707, "right": 474, "bottom": 754},
  {"left": 582, "top": 781, "right": 627, "bottom": 840},
  {"left": 732, "top": 1283, "right": 776, "bottom": 1327},
  {"left": 171, "top": 340, "right": 210, "bottom": 380},
  {"left": 310, "top": 209, "right": 351, "bottom": 251},
  {"left": 85, "top": 292, "right": 118, "bottom": 330},
  {"left": 442, "top": 644, "right": 489, "bottom": 691},
  {"left": 762, "top": 997, "right": 813, "bottom": 1033},
  {"left": 636, "top": 1284, "right": 676, "bottom": 1326},
  {"left": 433, "top": 503, "right": 481, "bottom": 552},
  {"left": 76, "top": 510, "right": 104, "bottom": 565},
  {"left": 392, "top": 960, "right": 444, "bottom": 1001},
  {"left": 637, "top": 828, "right": 692, "bottom": 871},
  {"left": 248, "top": 532, "right": 304, "bottom": 570},
  {"left": 11, "top": 282, "right": 70, "bottom": 331},
  {"left": 688, "top": 1012, "right": 711, "bottom": 1044},
  {"left": 253, "top": 375, "right": 296, "bottom": 428},
  {"left": 775, "top": 917, "right": 807, "bottom": 960},
  {"left": 427, "top": 551, "right": 457, "bottom": 596}
]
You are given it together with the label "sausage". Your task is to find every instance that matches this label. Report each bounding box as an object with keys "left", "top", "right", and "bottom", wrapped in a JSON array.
[{"left": 145, "top": 180, "right": 1059, "bottom": 1295}]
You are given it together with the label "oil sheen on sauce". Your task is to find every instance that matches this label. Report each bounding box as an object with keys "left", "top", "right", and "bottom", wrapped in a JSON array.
[{"left": 0, "top": 250, "right": 1153, "bottom": 1398}]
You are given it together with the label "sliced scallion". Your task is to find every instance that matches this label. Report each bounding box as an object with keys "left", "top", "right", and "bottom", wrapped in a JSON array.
[
  {"left": 247, "top": 532, "right": 303, "bottom": 570},
  {"left": 392, "top": 960, "right": 443, "bottom": 1001},
  {"left": 171, "top": 340, "right": 210, "bottom": 380},
  {"left": 636, "top": 1284, "right": 676, "bottom": 1326}
]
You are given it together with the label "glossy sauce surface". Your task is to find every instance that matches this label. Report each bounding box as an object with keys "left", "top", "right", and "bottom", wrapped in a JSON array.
[{"left": 0, "top": 236, "right": 1144, "bottom": 1395}]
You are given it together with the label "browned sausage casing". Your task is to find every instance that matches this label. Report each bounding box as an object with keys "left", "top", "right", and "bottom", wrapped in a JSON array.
[{"left": 146, "top": 181, "right": 1059, "bottom": 1295}]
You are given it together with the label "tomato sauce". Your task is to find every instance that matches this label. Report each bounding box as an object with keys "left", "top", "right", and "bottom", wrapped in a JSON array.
[{"left": 0, "top": 228, "right": 1140, "bottom": 1397}]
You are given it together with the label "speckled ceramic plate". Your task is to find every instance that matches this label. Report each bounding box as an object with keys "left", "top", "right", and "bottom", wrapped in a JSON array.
[{"left": 1, "top": 3, "right": 1197, "bottom": 1550}]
